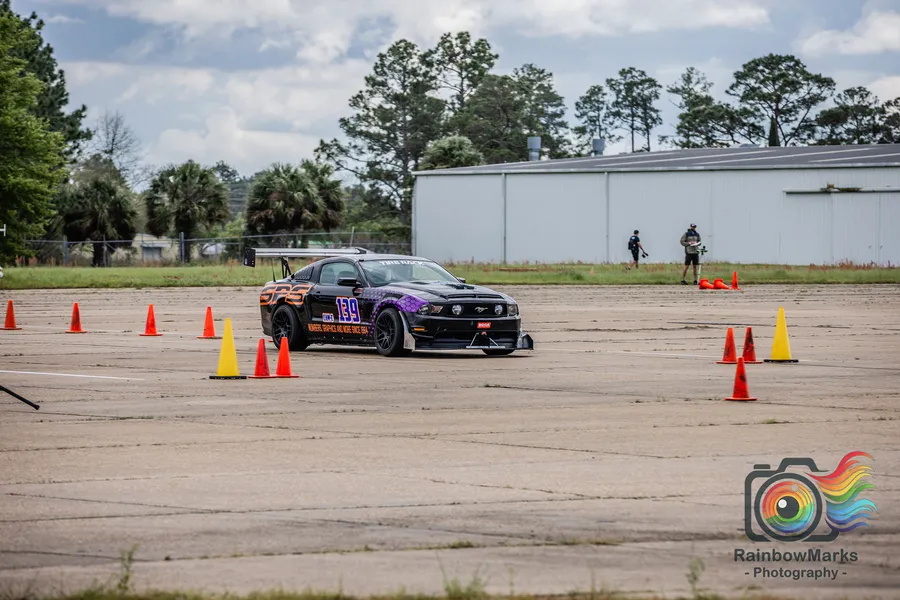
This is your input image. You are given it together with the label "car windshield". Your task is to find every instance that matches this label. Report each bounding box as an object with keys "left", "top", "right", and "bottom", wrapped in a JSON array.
[{"left": 360, "top": 259, "right": 460, "bottom": 287}]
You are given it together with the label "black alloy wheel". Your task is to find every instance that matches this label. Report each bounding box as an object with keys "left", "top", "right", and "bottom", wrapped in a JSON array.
[
  {"left": 374, "top": 308, "right": 409, "bottom": 357},
  {"left": 272, "top": 304, "right": 307, "bottom": 351}
]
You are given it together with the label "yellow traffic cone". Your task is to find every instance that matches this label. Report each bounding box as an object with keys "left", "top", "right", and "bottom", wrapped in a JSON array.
[
  {"left": 209, "top": 318, "right": 247, "bottom": 379},
  {"left": 764, "top": 306, "right": 799, "bottom": 363}
]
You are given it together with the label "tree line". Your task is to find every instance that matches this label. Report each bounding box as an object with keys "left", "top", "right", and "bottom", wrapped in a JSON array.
[
  {"left": 2, "top": 0, "right": 899, "bottom": 264},
  {"left": 318, "top": 33, "right": 900, "bottom": 231}
]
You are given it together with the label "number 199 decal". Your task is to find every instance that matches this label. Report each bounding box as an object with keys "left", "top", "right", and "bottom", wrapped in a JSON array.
[{"left": 336, "top": 297, "right": 361, "bottom": 323}]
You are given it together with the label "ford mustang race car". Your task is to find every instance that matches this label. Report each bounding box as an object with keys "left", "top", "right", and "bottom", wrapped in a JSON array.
[{"left": 243, "top": 247, "right": 534, "bottom": 357}]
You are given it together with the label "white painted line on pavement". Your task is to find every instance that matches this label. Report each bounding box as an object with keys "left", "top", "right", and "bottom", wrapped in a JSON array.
[
  {"left": 607, "top": 351, "right": 717, "bottom": 359},
  {"left": 0, "top": 369, "right": 144, "bottom": 381}
]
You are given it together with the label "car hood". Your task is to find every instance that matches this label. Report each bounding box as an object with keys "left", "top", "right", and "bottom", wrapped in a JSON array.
[{"left": 382, "top": 281, "right": 511, "bottom": 302}]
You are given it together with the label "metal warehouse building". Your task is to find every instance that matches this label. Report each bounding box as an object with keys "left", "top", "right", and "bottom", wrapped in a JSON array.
[{"left": 411, "top": 144, "right": 900, "bottom": 266}]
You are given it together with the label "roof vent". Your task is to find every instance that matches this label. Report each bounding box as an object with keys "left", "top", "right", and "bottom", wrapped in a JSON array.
[{"left": 592, "top": 138, "right": 606, "bottom": 156}]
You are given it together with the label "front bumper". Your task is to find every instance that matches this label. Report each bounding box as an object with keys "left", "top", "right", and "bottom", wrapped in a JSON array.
[{"left": 403, "top": 314, "right": 533, "bottom": 351}]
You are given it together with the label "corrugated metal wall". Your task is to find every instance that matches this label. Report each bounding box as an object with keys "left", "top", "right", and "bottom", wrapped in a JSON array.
[{"left": 412, "top": 167, "right": 900, "bottom": 265}]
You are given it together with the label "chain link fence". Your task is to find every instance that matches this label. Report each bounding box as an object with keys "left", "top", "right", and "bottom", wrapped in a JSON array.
[{"left": 19, "top": 231, "right": 411, "bottom": 267}]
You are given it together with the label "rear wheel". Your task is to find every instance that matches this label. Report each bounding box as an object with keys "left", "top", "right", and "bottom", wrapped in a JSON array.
[
  {"left": 482, "top": 348, "right": 515, "bottom": 356},
  {"left": 272, "top": 304, "right": 308, "bottom": 351},
  {"left": 374, "top": 308, "right": 410, "bottom": 357}
]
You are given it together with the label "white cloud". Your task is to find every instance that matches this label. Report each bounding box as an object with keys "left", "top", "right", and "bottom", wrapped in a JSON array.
[
  {"left": 797, "top": 9, "right": 900, "bottom": 56},
  {"left": 147, "top": 108, "right": 324, "bottom": 175},
  {"left": 45, "top": 14, "right": 84, "bottom": 23},
  {"left": 48, "top": 0, "right": 770, "bottom": 58},
  {"left": 61, "top": 58, "right": 371, "bottom": 174},
  {"left": 118, "top": 69, "right": 216, "bottom": 103},
  {"left": 869, "top": 76, "right": 900, "bottom": 101}
]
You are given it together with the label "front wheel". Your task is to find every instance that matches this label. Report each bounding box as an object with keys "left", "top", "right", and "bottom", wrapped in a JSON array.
[
  {"left": 482, "top": 348, "right": 515, "bottom": 356},
  {"left": 271, "top": 304, "right": 308, "bottom": 351},
  {"left": 374, "top": 308, "right": 410, "bottom": 357}
]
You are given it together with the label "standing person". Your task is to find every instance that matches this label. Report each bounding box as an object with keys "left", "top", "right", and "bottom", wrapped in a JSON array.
[
  {"left": 626, "top": 230, "right": 646, "bottom": 270},
  {"left": 680, "top": 223, "right": 701, "bottom": 284}
]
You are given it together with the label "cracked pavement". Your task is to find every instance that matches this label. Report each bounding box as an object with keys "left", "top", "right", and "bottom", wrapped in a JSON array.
[{"left": 0, "top": 284, "right": 898, "bottom": 598}]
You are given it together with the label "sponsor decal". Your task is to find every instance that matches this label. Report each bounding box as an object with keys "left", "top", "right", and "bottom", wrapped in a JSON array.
[
  {"left": 260, "top": 282, "right": 312, "bottom": 306},
  {"left": 322, "top": 313, "right": 334, "bottom": 322},
  {"left": 377, "top": 260, "right": 430, "bottom": 266},
  {"left": 477, "top": 322, "right": 491, "bottom": 329},
  {"left": 308, "top": 323, "right": 369, "bottom": 335}
]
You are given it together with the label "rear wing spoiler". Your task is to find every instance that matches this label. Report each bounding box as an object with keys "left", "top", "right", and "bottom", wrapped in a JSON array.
[{"left": 243, "top": 246, "right": 371, "bottom": 279}]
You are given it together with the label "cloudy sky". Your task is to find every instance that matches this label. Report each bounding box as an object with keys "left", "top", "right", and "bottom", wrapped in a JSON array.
[{"left": 13, "top": 0, "right": 900, "bottom": 177}]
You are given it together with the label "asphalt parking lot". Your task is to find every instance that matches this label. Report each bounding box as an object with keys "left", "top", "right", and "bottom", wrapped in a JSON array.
[{"left": 1, "top": 284, "right": 898, "bottom": 599}]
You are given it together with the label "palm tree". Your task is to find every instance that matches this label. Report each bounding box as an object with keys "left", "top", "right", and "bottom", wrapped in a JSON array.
[
  {"left": 300, "top": 159, "right": 344, "bottom": 231},
  {"left": 55, "top": 172, "right": 137, "bottom": 266},
  {"left": 245, "top": 161, "right": 344, "bottom": 247},
  {"left": 144, "top": 160, "right": 229, "bottom": 262}
]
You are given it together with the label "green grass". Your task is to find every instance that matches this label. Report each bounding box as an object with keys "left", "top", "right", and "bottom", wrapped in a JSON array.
[
  {"left": 0, "top": 548, "right": 803, "bottom": 600},
  {"left": 1, "top": 261, "right": 899, "bottom": 290}
]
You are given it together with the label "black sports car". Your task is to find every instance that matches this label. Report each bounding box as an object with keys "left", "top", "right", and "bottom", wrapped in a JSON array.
[{"left": 243, "top": 247, "right": 534, "bottom": 357}]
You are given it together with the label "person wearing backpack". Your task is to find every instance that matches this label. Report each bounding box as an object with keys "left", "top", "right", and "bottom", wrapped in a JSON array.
[{"left": 626, "top": 230, "right": 647, "bottom": 270}]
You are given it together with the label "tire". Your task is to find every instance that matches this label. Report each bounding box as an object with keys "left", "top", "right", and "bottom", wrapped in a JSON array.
[
  {"left": 482, "top": 348, "right": 515, "bottom": 356},
  {"left": 374, "top": 308, "right": 409, "bottom": 357},
  {"left": 271, "top": 304, "right": 308, "bottom": 351}
]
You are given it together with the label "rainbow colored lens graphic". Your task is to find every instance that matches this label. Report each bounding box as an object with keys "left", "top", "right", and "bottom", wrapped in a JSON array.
[{"left": 759, "top": 476, "right": 819, "bottom": 539}]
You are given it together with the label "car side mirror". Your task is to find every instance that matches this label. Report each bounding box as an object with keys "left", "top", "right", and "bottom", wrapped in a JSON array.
[
  {"left": 457, "top": 277, "right": 466, "bottom": 283},
  {"left": 337, "top": 277, "right": 360, "bottom": 287}
]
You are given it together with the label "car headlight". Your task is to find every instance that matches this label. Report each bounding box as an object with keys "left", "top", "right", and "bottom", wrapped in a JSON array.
[
  {"left": 452, "top": 304, "right": 463, "bottom": 315},
  {"left": 494, "top": 304, "right": 503, "bottom": 315},
  {"left": 417, "top": 303, "right": 431, "bottom": 315},
  {"left": 507, "top": 302, "right": 518, "bottom": 316}
]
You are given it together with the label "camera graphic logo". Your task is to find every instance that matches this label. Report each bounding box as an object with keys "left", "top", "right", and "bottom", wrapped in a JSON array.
[{"left": 744, "top": 451, "right": 876, "bottom": 542}]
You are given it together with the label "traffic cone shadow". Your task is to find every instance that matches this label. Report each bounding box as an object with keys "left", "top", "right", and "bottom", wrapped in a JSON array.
[
  {"left": 2, "top": 299, "right": 22, "bottom": 330},
  {"left": 210, "top": 318, "right": 247, "bottom": 379},
  {"left": 717, "top": 327, "right": 738, "bottom": 364},
  {"left": 726, "top": 357, "right": 757, "bottom": 402},
  {"left": 274, "top": 338, "right": 299, "bottom": 378},
  {"left": 248, "top": 338, "right": 275, "bottom": 378},
  {"left": 197, "top": 306, "right": 220, "bottom": 339},
  {"left": 140, "top": 304, "right": 163, "bottom": 336},
  {"left": 741, "top": 327, "right": 762, "bottom": 364},
  {"left": 66, "top": 302, "right": 86, "bottom": 333},
  {"left": 765, "top": 306, "right": 799, "bottom": 363}
]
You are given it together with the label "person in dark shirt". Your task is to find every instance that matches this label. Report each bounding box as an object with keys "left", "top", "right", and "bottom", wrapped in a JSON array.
[
  {"left": 680, "top": 223, "right": 701, "bottom": 284},
  {"left": 626, "top": 230, "right": 647, "bottom": 270}
]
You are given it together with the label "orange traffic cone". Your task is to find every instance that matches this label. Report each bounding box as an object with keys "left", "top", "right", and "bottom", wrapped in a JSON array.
[
  {"left": 248, "top": 338, "right": 275, "bottom": 378},
  {"left": 2, "top": 299, "right": 22, "bottom": 330},
  {"left": 717, "top": 327, "right": 738, "bottom": 364},
  {"left": 197, "top": 306, "right": 220, "bottom": 339},
  {"left": 274, "top": 337, "right": 299, "bottom": 378},
  {"left": 140, "top": 304, "right": 162, "bottom": 336},
  {"left": 726, "top": 357, "right": 757, "bottom": 402},
  {"left": 713, "top": 278, "right": 730, "bottom": 289},
  {"left": 66, "top": 302, "right": 86, "bottom": 333},
  {"left": 731, "top": 272, "right": 741, "bottom": 290},
  {"left": 741, "top": 327, "right": 762, "bottom": 364},
  {"left": 699, "top": 279, "right": 715, "bottom": 289}
]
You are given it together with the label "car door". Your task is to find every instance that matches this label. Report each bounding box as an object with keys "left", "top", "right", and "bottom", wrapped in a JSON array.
[{"left": 309, "top": 261, "right": 366, "bottom": 342}]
